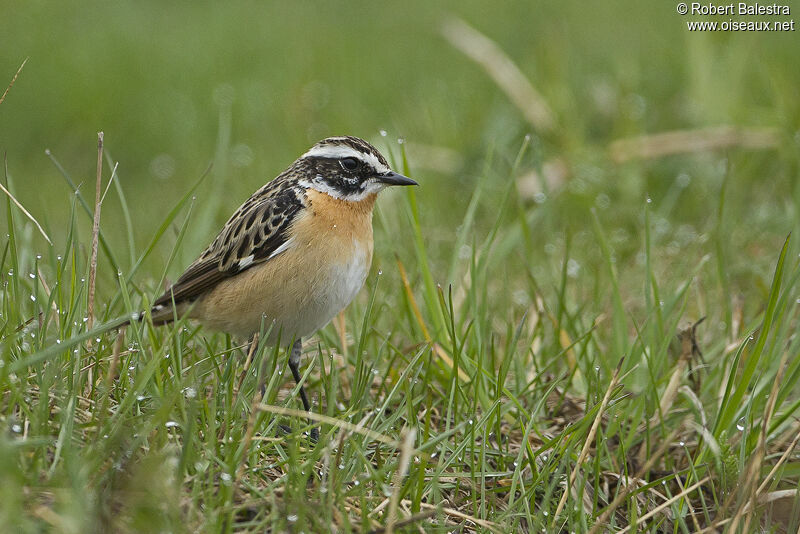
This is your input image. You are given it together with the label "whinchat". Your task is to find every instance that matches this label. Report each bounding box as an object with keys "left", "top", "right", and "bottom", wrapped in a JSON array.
[{"left": 138, "top": 136, "right": 416, "bottom": 432}]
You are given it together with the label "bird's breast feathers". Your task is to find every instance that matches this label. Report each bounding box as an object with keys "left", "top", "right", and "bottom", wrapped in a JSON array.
[{"left": 190, "top": 188, "right": 375, "bottom": 340}]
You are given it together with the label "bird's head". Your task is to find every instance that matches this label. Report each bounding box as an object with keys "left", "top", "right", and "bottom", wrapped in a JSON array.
[{"left": 295, "top": 136, "right": 417, "bottom": 201}]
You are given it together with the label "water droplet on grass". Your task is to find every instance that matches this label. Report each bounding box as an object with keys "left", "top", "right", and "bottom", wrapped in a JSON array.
[{"left": 736, "top": 418, "right": 745, "bottom": 431}]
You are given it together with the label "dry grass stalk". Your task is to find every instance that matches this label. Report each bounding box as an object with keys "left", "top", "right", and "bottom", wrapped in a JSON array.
[
  {"left": 385, "top": 427, "right": 416, "bottom": 534},
  {"left": 730, "top": 344, "right": 792, "bottom": 532},
  {"left": 0, "top": 57, "right": 28, "bottom": 106},
  {"left": 368, "top": 509, "right": 437, "bottom": 534},
  {"left": 587, "top": 429, "right": 680, "bottom": 534},
  {"left": 757, "top": 428, "right": 800, "bottom": 496},
  {"left": 554, "top": 357, "right": 624, "bottom": 518},
  {"left": 609, "top": 125, "right": 780, "bottom": 163},
  {"left": 442, "top": 17, "right": 555, "bottom": 134},
  {"left": 617, "top": 477, "right": 710, "bottom": 534},
  {"left": 397, "top": 258, "right": 469, "bottom": 382},
  {"left": 334, "top": 310, "right": 348, "bottom": 359},
  {"left": 234, "top": 335, "right": 263, "bottom": 490},
  {"left": 86, "top": 132, "right": 105, "bottom": 347},
  {"left": 1, "top": 156, "right": 53, "bottom": 246},
  {"left": 637, "top": 320, "right": 702, "bottom": 465},
  {"left": 256, "top": 404, "right": 398, "bottom": 446},
  {"left": 99, "top": 162, "right": 119, "bottom": 204},
  {"left": 402, "top": 501, "right": 502, "bottom": 533},
  {"left": 234, "top": 336, "right": 259, "bottom": 400}
]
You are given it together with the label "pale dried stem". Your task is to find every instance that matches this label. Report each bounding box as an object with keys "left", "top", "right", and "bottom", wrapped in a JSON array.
[
  {"left": 99, "top": 162, "right": 119, "bottom": 205},
  {"left": 555, "top": 358, "right": 624, "bottom": 518},
  {"left": 402, "top": 501, "right": 502, "bottom": 533},
  {"left": 385, "top": 427, "right": 417, "bottom": 534},
  {"left": 0, "top": 57, "right": 28, "bottom": 106},
  {"left": 609, "top": 125, "right": 780, "bottom": 163},
  {"left": 257, "top": 404, "right": 398, "bottom": 446},
  {"left": 757, "top": 429, "right": 800, "bottom": 496},
  {"left": 1, "top": 157, "right": 53, "bottom": 246},
  {"left": 616, "top": 477, "right": 710, "bottom": 534},
  {"left": 234, "top": 334, "right": 261, "bottom": 490},
  {"left": 335, "top": 310, "right": 348, "bottom": 359},
  {"left": 442, "top": 17, "right": 555, "bottom": 134},
  {"left": 588, "top": 429, "right": 680, "bottom": 534},
  {"left": 733, "top": 345, "right": 792, "bottom": 532},
  {"left": 86, "top": 132, "right": 104, "bottom": 348},
  {"left": 368, "top": 510, "right": 437, "bottom": 534}
]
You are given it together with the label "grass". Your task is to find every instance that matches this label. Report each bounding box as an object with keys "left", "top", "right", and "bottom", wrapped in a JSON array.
[{"left": 2, "top": 2, "right": 800, "bottom": 532}]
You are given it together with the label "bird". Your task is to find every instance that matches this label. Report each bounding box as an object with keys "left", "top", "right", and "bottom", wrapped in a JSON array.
[{"left": 133, "top": 136, "right": 417, "bottom": 436}]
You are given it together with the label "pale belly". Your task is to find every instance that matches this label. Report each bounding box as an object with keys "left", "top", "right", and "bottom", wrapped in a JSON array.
[
  {"left": 275, "top": 249, "right": 370, "bottom": 342},
  {"left": 191, "top": 241, "right": 372, "bottom": 343}
]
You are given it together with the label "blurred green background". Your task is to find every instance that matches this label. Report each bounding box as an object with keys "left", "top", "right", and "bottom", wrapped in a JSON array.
[
  {"left": 1, "top": 0, "right": 799, "bottom": 315},
  {"left": 2, "top": 3, "right": 800, "bottom": 529}
]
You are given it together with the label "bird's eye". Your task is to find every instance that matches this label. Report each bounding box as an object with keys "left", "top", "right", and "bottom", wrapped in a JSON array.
[{"left": 340, "top": 157, "right": 359, "bottom": 172}]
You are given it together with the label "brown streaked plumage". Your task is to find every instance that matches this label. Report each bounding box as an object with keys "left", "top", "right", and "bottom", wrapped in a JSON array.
[{"left": 134, "top": 136, "right": 417, "bottom": 437}]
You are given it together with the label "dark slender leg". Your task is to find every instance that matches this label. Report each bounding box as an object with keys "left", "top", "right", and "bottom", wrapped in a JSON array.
[{"left": 287, "top": 338, "right": 318, "bottom": 441}]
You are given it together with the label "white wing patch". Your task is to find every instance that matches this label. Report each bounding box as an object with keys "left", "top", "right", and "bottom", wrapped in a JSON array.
[
  {"left": 238, "top": 254, "right": 255, "bottom": 269},
  {"left": 301, "top": 144, "right": 391, "bottom": 174},
  {"left": 267, "top": 237, "right": 295, "bottom": 260}
]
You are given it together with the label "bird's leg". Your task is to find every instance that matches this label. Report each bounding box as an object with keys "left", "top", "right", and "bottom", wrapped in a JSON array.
[{"left": 288, "top": 338, "right": 318, "bottom": 441}]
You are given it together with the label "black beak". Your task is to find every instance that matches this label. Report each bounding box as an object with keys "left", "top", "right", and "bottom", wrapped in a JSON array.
[{"left": 377, "top": 171, "right": 418, "bottom": 187}]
